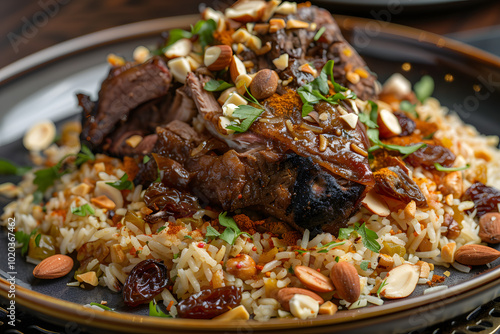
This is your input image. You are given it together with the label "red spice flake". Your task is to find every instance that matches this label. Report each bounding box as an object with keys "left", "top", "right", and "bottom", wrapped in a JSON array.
[
  {"left": 129, "top": 247, "right": 136, "bottom": 255},
  {"left": 432, "top": 275, "right": 445, "bottom": 283},
  {"left": 390, "top": 230, "right": 395, "bottom": 235},
  {"left": 256, "top": 265, "right": 264, "bottom": 271},
  {"left": 116, "top": 223, "right": 123, "bottom": 229},
  {"left": 237, "top": 194, "right": 243, "bottom": 200},
  {"left": 316, "top": 268, "right": 321, "bottom": 272},
  {"left": 197, "top": 242, "right": 205, "bottom": 248},
  {"left": 235, "top": 254, "right": 241, "bottom": 258},
  {"left": 413, "top": 231, "right": 419, "bottom": 237},
  {"left": 252, "top": 246, "right": 257, "bottom": 251},
  {"left": 236, "top": 263, "right": 242, "bottom": 269},
  {"left": 166, "top": 300, "right": 174, "bottom": 312},
  {"left": 265, "top": 272, "right": 271, "bottom": 277}
]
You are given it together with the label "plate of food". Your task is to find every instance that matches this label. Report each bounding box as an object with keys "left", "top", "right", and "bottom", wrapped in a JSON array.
[{"left": 1, "top": 1, "right": 500, "bottom": 333}]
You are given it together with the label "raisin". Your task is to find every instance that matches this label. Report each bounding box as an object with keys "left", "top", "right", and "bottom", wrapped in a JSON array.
[
  {"left": 123, "top": 259, "right": 168, "bottom": 307},
  {"left": 374, "top": 166, "right": 427, "bottom": 207},
  {"left": 442, "top": 213, "right": 461, "bottom": 239},
  {"left": 177, "top": 286, "right": 242, "bottom": 319},
  {"left": 406, "top": 144, "right": 455, "bottom": 170},
  {"left": 394, "top": 111, "right": 416, "bottom": 136},
  {"left": 463, "top": 182, "right": 500, "bottom": 217}
]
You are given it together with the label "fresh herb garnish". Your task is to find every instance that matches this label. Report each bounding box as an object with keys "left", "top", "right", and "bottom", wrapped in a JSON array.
[
  {"left": 377, "top": 279, "right": 389, "bottom": 298},
  {"left": 33, "top": 144, "right": 95, "bottom": 194},
  {"left": 423, "top": 132, "right": 435, "bottom": 140},
  {"left": 358, "top": 100, "right": 379, "bottom": 129},
  {"left": 71, "top": 203, "right": 95, "bottom": 217},
  {"left": 0, "top": 159, "right": 31, "bottom": 175},
  {"left": 204, "top": 79, "right": 234, "bottom": 92},
  {"left": 14, "top": 229, "right": 38, "bottom": 256},
  {"left": 184, "top": 235, "right": 193, "bottom": 239},
  {"left": 205, "top": 226, "right": 221, "bottom": 239},
  {"left": 400, "top": 100, "right": 418, "bottom": 119},
  {"left": 414, "top": 75, "right": 434, "bottom": 103},
  {"left": 367, "top": 129, "right": 427, "bottom": 156},
  {"left": 156, "top": 19, "right": 216, "bottom": 55},
  {"left": 90, "top": 302, "right": 113, "bottom": 311},
  {"left": 317, "top": 241, "right": 346, "bottom": 253},
  {"left": 173, "top": 252, "right": 180, "bottom": 259},
  {"left": 297, "top": 60, "right": 352, "bottom": 117},
  {"left": 34, "top": 233, "right": 41, "bottom": 247},
  {"left": 434, "top": 163, "right": 470, "bottom": 172},
  {"left": 143, "top": 155, "right": 151, "bottom": 164},
  {"left": 157, "top": 226, "right": 167, "bottom": 233},
  {"left": 313, "top": 27, "right": 326, "bottom": 41},
  {"left": 288, "top": 266, "right": 295, "bottom": 275},
  {"left": 149, "top": 300, "right": 172, "bottom": 318},
  {"left": 217, "top": 212, "right": 253, "bottom": 245},
  {"left": 226, "top": 105, "right": 264, "bottom": 133},
  {"left": 334, "top": 256, "right": 340, "bottom": 263},
  {"left": 106, "top": 173, "right": 133, "bottom": 190},
  {"left": 338, "top": 223, "right": 381, "bottom": 253},
  {"left": 296, "top": 249, "right": 309, "bottom": 254},
  {"left": 360, "top": 260, "right": 370, "bottom": 271}
]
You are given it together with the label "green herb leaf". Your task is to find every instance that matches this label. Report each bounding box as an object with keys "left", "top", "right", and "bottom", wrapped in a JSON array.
[
  {"left": 33, "top": 164, "right": 66, "bottom": 193},
  {"left": 173, "top": 252, "right": 180, "bottom": 259},
  {"left": 219, "top": 228, "right": 237, "bottom": 245},
  {"left": 75, "top": 144, "right": 95, "bottom": 166},
  {"left": 106, "top": 173, "right": 133, "bottom": 190},
  {"left": 288, "top": 266, "right": 295, "bottom": 274},
  {"left": 313, "top": 27, "right": 326, "bottom": 41},
  {"left": 358, "top": 113, "right": 378, "bottom": 129},
  {"left": 360, "top": 260, "right": 369, "bottom": 271},
  {"left": 34, "top": 233, "right": 41, "bottom": 247},
  {"left": 334, "top": 256, "right": 340, "bottom": 262},
  {"left": 296, "top": 249, "right": 309, "bottom": 254},
  {"left": 206, "top": 226, "right": 221, "bottom": 238},
  {"left": 434, "top": 163, "right": 470, "bottom": 172},
  {"left": 400, "top": 100, "right": 418, "bottom": 119},
  {"left": 377, "top": 279, "right": 389, "bottom": 298},
  {"left": 367, "top": 100, "right": 379, "bottom": 125},
  {"left": 71, "top": 203, "right": 95, "bottom": 217},
  {"left": 0, "top": 159, "right": 31, "bottom": 175},
  {"left": 90, "top": 302, "right": 113, "bottom": 311},
  {"left": 149, "top": 300, "right": 172, "bottom": 318},
  {"left": 367, "top": 129, "right": 427, "bottom": 155},
  {"left": 184, "top": 235, "right": 193, "bottom": 239},
  {"left": 165, "top": 29, "right": 192, "bottom": 48},
  {"left": 191, "top": 19, "right": 217, "bottom": 50},
  {"left": 338, "top": 227, "right": 355, "bottom": 240},
  {"left": 317, "top": 241, "right": 346, "bottom": 253},
  {"left": 226, "top": 105, "right": 264, "bottom": 133},
  {"left": 32, "top": 190, "right": 43, "bottom": 205},
  {"left": 14, "top": 229, "right": 38, "bottom": 256},
  {"left": 204, "top": 79, "right": 234, "bottom": 92},
  {"left": 143, "top": 156, "right": 151, "bottom": 164},
  {"left": 356, "top": 223, "right": 381, "bottom": 253},
  {"left": 157, "top": 226, "right": 166, "bottom": 233},
  {"left": 414, "top": 75, "right": 434, "bottom": 103}
]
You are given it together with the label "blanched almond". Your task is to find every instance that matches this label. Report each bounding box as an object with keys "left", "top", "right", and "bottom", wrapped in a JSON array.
[
  {"left": 235, "top": 74, "right": 253, "bottom": 95},
  {"left": 204, "top": 45, "right": 233, "bottom": 71},
  {"left": 294, "top": 265, "right": 334, "bottom": 292},
  {"left": 125, "top": 135, "right": 143, "bottom": 148},
  {"left": 246, "top": 35, "right": 262, "bottom": 51},
  {"left": 380, "top": 264, "right": 420, "bottom": 299},
  {"left": 23, "top": 120, "right": 56, "bottom": 151},
  {"left": 340, "top": 113, "right": 359, "bottom": 129},
  {"left": 276, "top": 1, "right": 297, "bottom": 15},
  {"left": 229, "top": 55, "right": 247, "bottom": 83},
  {"left": 378, "top": 109, "right": 402, "bottom": 138},
  {"left": 33, "top": 254, "right": 73, "bottom": 279},
  {"left": 417, "top": 261, "right": 430, "bottom": 279},
  {"left": 225, "top": 1, "right": 266, "bottom": 22},
  {"left": 289, "top": 294, "right": 320, "bottom": 319},
  {"left": 231, "top": 28, "right": 252, "bottom": 44},
  {"left": 261, "top": 0, "right": 280, "bottom": 22},
  {"left": 330, "top": 261, "right": 360, "bottom": 303},
  {"left": 217, "top": 87, "right": 238, "bottom": 106},
  {"left": 286, "top": 19, "right": 309, "bottom": 30},
  {"left": 164, "top": 38, "right": 192, "bottom": 58},
  {"left": 273, "top": 54, "right": 289, "bottom": 70},
  {"left": 362, "top": 190, "right": 390, "bottom": 217},
  {"left": 167, "top": 57, "right": 191, "bottom": 84}
]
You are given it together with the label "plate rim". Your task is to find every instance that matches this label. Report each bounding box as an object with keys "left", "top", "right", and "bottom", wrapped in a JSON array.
[{"left": 2, "top": 13, "right": 500, "bottom": 332}]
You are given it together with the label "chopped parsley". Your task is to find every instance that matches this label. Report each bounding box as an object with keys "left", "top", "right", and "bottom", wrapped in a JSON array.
[
  {"left": 367, "top": 129, "right": 427, "bottom": 156},
  {"left": 149, "top": 300, "right": 172, "bottom": 318},
  {"left": 313, "top": 27, "right": 326, "bottom": 41},
  {"left": 338, "top": 222, "right": 381, "bottom": 253},
  {"left": 377, "top": 279, "right": 389, "bottom": 298},
  {"left": 215, "top": 212, "right": 253, "bottom": 245},
  {"left": 434, "top": 163, "right": 470, "bottom": 172},
  {"left": 106, "top": 173, "right": 133, "bottom": 190},
  {"left": 358, "top": 100, "right": 379, "bottom": 129},
  {"left": 155, "top": 19, "right": 216, "bottom": 55},
  {"left": 297, "top": 60, "right": 354, "bottom": 117},
  {"left": 360, "top": 260, "right": 370, "bottom": 271},
  {"left": 316, "top": 241, "right": 346, "bottom": 253},
  {"left": 227, "top": 86, "right": 264, "bottom": 133},
  {"left": 0, "top": 159, "right": 31, "bottom": 175},
  {"left": 204, "top": 79, "right": 234, "bottom": 92},
  {"left": 205, "top": 226, "right": 221, "bottom": 239},
  {"left": 71, "top": 203, "right": 95, "bottom": 217},
  {"left": 414, "top": 75, "right": 434, "bottom": 103},
  {"left": 143, "top": 155, "right": 151, "bottom": 164},
  {"left": 14, "top": 229, "right": 38, "bottom": 256},
  {"left": 157, "top": 226, "right": 167, "bottom": 233},
  {"left": 184, "top": 235, "right": 193, "bottom": 239}
]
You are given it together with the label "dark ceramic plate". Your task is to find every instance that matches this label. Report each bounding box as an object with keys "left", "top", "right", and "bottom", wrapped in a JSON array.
[{"left": 1, "top": 14, "right": 500, "bottom": 334}]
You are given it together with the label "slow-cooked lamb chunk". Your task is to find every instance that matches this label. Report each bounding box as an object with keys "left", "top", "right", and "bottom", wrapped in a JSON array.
[{"left": 79, "top": 56, "right": 172, "bottom": 149}]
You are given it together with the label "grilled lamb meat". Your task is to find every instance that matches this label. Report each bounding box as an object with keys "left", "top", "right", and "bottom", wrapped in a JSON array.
[
  {"left": 146, "top": 121, "right": 365, "bottom": 235},
  {"left": 79, "top": 56, "right": 172, "bottom": 151}
]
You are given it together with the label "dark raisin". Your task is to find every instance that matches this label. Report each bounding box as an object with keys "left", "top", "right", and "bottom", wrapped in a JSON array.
[
  {"left": 405, "top": 144, "right": 455, "bottom": 170},
  {"left": 394, "top": 111, "right": 416, "bottom": 136},
  {"left": 177, "top": 286, "right": 242, "bottom": 319},
  {"left": 123, "top": 259, "right": 168, "bottom": 307},
  {"left": 463, "top": 182, "right": 500, "bottom": 217},
  {"left": 374, "top": 166, "right": 427, "bottom": 207},
  {"left": 442, "top": 213, "right": 460, "bottom": 239}
]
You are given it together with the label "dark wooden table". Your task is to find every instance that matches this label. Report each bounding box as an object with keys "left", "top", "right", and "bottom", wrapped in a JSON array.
[{"left": 1, "top": 0, "right": 500, "bottom": 70}]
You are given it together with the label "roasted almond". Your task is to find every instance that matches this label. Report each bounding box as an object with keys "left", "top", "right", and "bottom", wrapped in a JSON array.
[
  {"left": 33, "top": 254, "right": 73, "bottom": 279},
  {"left": 479, "top": 213, "right": 500, "bottom": 244},
  {"left": 454, "top": 244, "right": 500, "bottom": 265},
  {"left": 204, "top": 45, "right": 233, "bottom": 71},
  {"left": 276, "top": 287, "right": 324, "bottom": 311},
  {"left": 377, "top": 109, "right": 402, "bottom": 138},
  {"left": 330, "top": 261, "right": 360, "bottom": 303},
  {"left": 362, "top": 189, "right": 390, "bottom": 217},
  {"left": 249, "top": 69, "right": 278, "bottom": 100},
  {"left": 229, "top": 55, "right": 247, "bottom": 83},
  {"left": 294, "top": 265, "right": 334, "bottom": 292},
  {"left": 380, "top": 263, "right": 420, "bottom": 299},
  {"left": 225, "top": 0, "right": 266, "bottom": 23},
  {"left": 441, "top": 242, "right": 456, "bottom": 263}
]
